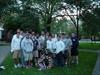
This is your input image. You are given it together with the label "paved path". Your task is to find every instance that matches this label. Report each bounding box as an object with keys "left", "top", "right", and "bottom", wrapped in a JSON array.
[
  {"left": 79, "top": 49, "right": 100, "bottom": 53},
  {"left": 79, "top": 40, "right": 100, "bottom": 43},
  {"left": 0, "top": 46, "right": 10, "bottom": 65},
  {"left": 0, "top": 42, "right": 9, "bottom": 46}
]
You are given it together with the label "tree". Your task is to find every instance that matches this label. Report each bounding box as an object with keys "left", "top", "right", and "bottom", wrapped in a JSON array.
[
  {"left": 31, "top": 0, "right": 64, "bottom": 32},
  {"left": 80, "top": 0, "right": 100, "bottom": 39},
  {"left": 2, "top": 0, "right": 40, "bottom": 32},
  {"left": 0, "top": 0, "right": 11, "bottom": 25}
]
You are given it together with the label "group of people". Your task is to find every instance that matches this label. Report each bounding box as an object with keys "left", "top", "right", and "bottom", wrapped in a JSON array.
[{"left": 11, "top": 29, "right": 79, "bottom": 70}]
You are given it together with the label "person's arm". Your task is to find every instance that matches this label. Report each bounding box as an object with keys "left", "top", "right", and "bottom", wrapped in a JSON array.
[
  {"left": 11, "top": 38, "right": 15, "bottom": 52},
  {"left": 21, "top": 39, "right": 26, "bottom": 51},
  {"left": 61, "top": 41, "right": 65, "bottom": 51},
  {"left": 31, "top": 40, "right": 34, "bottom": 51},
  {"left": 76, "top": 38, "right": 79, "bottom": 48},
  {"left": 68, "top": 39, "right": 72, "bottom": 58}
]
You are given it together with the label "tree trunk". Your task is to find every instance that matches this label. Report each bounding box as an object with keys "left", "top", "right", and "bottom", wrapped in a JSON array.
[{"left": 45, "top": 16, "right": 52, "bottom": 33}]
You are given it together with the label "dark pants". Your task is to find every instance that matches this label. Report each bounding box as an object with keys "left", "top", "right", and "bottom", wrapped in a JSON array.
[
  {"left": 63, "top": 50, "right": 68, "bottom": 65},
  {"left": 55, "top": 52, "right": 64, "bottom": 67}
]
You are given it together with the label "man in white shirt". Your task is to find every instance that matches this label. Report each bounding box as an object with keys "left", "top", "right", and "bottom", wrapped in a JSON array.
[
  {"left": 46, "top": 35, "right": 54, "bottom": 68},
  {"left": 46, "top": 35, "right": 53, "bottom": 53},
  {"left": 52, "top": 34, "right": 57, "bottom": 51},
  {"left": 11, "top": 30, "right": 22, "bottom": 68},
  {"left": 38, "top": 31, "right": 45, "bottom": 50},
  {"left": 13, "top": 29, "right": 23, "bottom": 39},
  {"left": 55, "top": 35, "right": 65, "bottom": 67}
]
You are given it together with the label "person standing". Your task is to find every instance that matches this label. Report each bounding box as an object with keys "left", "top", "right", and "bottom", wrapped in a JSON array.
[
  {"left": 38, "top": 31, "right": 45, "bottom": 57},
  {"left": 71, "top": 33, "right": 79, "bottom": 64},
  {"left": 11, "top": 30, "right": 22, "bottom": 68},
  {"left": 61, "top": 34, "right": 72, "bottom": 65},
  {"left": 21, "top": 32, "right": 34, "bottom": 68},
  {"left": 31, "top": 32, "right": 39, "bottom": 66},
  {"left": 55, "top": 35, "right": 65, "bottom": 67},
  {"left": 46, "top": 35, "right": 54, "bottom": 68}
]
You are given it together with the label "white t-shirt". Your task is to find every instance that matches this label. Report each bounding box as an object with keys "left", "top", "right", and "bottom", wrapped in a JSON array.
[
  {"left": 52, "top": 37, "right": 57, "bottom": 49},
  {"left": 38, "top": 35, "right": 45, "bottom": 49},
  {"left": 55, "top": 40, "right": 65, "bottom": 54},
  {"left": 46, "top": 40, "right": 53, "bottom": 53}
]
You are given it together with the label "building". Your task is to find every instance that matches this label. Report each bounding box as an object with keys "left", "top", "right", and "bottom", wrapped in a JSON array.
[{"left": 0, "top": 22, "right": 4, "bottom": 40}]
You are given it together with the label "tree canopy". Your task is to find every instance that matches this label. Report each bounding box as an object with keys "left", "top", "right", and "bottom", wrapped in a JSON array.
[{"left": 0, "top": 0, "right": 100, "bottom": 38}]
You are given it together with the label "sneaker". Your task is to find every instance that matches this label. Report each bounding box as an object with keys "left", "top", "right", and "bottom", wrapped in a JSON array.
[
  {"left": 76, "top": 61, "right": 79, "bottom": 65},
  {"left": 0, "top": 66, "right": 5, "bottom": 70},
  {"left": 17, "top": 64, "right": 22, "bottom": 68},
  {"left": 25, "top": 66, "right": 30, "bottom": 69},
  {"left": 65, "top": 62, "right": 67, "bottom": 65},
  {"left": 14, "top": 65, "right": 18, "bottom": 68},
  {"left": 71, "top": 60, "right": 74, "bottom": 64},
  {"left": 38, "top": 68, "right": 42, "bottom": 71}
]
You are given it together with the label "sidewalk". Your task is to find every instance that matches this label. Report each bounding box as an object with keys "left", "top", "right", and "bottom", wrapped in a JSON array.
[
  {"left": 0, "top": 46, "right": 10, "bottom": 65},
  {"left": 79, "top": 49, "right": 100, "bottom": 53},
  {"left": 0, "top": 41, "right": 10, "bottom": 45}
]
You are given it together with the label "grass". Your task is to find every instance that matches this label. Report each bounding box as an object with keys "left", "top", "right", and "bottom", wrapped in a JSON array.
[
  {"left": 0, "top": 51, "right": 97, "bottom": 75},
  {"left": 79, "top": 43, "right": 100, "bottom": 50}
]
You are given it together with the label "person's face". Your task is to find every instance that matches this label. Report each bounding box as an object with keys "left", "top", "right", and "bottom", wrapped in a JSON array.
[
  {"left": 32, "top": 32, "right": 35, "bottom": 36},
  {"left": 26, "top": 33, "right": 30, "bottom": 39},
  {"left": 48, "top": 36, "right": 52, "bottom": 40},
  {"left": 72, "top": 33, "right": 76, "bottom": 37},
  {"left": 57, "top": 37, "right": 60, "bottom": 41},
  {"left": 52, "top": 34, "right": 55, "bottom": 38},
  {"left": 66, "top": 35, "right": 69, "bottom": 38},
  {"left": 61, "top": 35, "right": 65, "bottom": 39},
  {"left": 46, "top": 32, "right": 49, "bottom": 36},
  {"left": 17, "top": 29, "right": 20, "bottom": 33},
  {"left": 20, "top": 31, "right": 23, "bottom": 35},
  {"left": 41, "top": 31, "right": 45, "bottom": 35},
  {"left": 36, "top": 34, "right": 39, "bottom": 38},
  {"left": 16, "top": 32, "right": 20, "bottom": 38}
]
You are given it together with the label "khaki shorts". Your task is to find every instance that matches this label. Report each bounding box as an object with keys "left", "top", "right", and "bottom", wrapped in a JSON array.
[
  {"left": 13, "top": 50, "right": 21, "bottom": 59},
  {"left": 24, "top": 52, "right": 33, "bottom": 61},
  {"left": 33, "top": 50, "right": 38, "bottom": 58}
]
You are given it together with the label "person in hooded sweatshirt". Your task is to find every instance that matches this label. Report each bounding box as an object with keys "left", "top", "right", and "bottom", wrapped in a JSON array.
[
  {"left": 11, "top": 30, "right": 22, "bottom": 68},
  {"left": 21, "top": 32, "right": 34, "bottom": 68}
]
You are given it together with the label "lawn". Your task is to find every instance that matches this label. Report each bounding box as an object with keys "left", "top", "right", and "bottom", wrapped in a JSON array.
[
  {"left": 79, "top": 43, "right": 100, "bottom": 50},
  {"left": 0, "top": 51, "right": 97, "bottom": 75}
]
